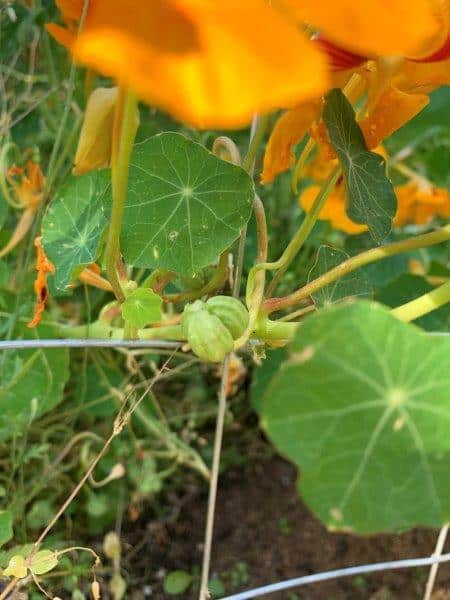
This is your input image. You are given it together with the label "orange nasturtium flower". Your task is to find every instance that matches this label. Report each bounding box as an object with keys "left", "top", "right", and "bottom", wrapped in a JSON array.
[
  {"left": 28, "top": 236, "right": 55, "bottom": 328},
  {"left": 46, "top": 0, "right": 333, "bottom": 129},
  {"left": 299, "top": 149, "right": 450, "bottom": 234},
  {"left": 0, "top": 160, "right": 45, "bottom": 259},
  {"left": 262, "top": 0, "right": 450, "bottom": 183},
  {"left": 394, "top": 182, "right": 450, "bottom": 226}
]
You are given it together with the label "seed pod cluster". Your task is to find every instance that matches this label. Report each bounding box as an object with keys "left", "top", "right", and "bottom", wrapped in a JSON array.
[{"left": 182, "top": 296, "right": 249, "bottom": 362}]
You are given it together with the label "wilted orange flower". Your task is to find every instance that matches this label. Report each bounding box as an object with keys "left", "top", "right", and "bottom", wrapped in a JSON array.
[
  {"left": 77, "top": 264, "right": 113, "bottom": 291},
  {"left": 47, "top": 0, "right": 331, "bottom": 129},
  {"left": 262, "top": 0, "right": 450, "bottom": 183},
  {"left": 0, "top": 160, "right": 45, "bottom": 259},
  {"left": 28, "top": 236, "right": 55, "bottom": 328}
]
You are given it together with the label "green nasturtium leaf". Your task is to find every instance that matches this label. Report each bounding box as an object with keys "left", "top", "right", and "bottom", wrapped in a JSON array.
[
  {"left": 42, "top": 170, "right": 111, "bottom": 292},
  {"left": 0, "top": 510, "right": 13, "bottom": 548},
  {"left": 308, "top": 246, "right": 372, "bottom": 307},
  {"left": 120, "top": 133, "right": 254, "bottom": 275},
  {"left": 324, "top": 89, "right": 397, "bottom": 243},
  {"left": 122, "top": 287, "right": 162, "bottom": 329},
  {"left": 260, "top": 301, "right": 450, "bottom": 533},
  {"left": 0, "top": 293, "right": 69, "bottom": 441}
]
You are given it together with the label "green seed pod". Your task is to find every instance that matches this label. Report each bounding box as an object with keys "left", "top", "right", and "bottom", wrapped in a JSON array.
[
  {"left": 182, "top": 300, "right": 234, "bottom": 363},
  {"left": 205, "top": 296, "right": 249, "bottom": 340}
]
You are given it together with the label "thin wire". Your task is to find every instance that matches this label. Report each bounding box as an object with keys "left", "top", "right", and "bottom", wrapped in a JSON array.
[
  {"left": 221, "top": 553, "right": 450, "bottom": 600},
  {"left": 0, "top": 339, "right": 181, "bottom": 350}
]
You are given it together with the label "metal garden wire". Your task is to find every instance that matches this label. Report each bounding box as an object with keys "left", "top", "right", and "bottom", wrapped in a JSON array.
[{"left": 220, "top": 553, "right": 450, "bottom": 600}]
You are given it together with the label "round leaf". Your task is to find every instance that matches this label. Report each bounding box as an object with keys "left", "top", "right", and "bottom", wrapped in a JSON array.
[
  {"left": 42, "top": 171, "right": 111, "bottom": 292},
  {"left": 120, "top": 133, "right": 254, "bottom": 275},
  {"left": 261, "top": 301, "right": 450, "bottom": 533},
  {"left": 122, "top": 288, "right": 162, "bottom": 329}
]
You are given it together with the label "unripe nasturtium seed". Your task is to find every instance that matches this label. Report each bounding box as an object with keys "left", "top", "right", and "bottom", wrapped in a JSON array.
[
  {"left": 205, "top": 296, "right": 249, "bottom": 339},
  {"left": 182, "top": 296, "right": 249, "bottom": 362}
]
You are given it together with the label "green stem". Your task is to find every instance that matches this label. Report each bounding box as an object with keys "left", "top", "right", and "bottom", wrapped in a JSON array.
[
  {"left": 264, "top": 224, "right": 450, "bottom": 315},
  {"left": 254, "top": 317, "right": 298, "bottom": 341},
  {"left": 60, "top": 320, "right": 185, "bottom": 341},
  {"left": 266, "top": 166, "right": 341, "bottom": 296},
  {"left": 392, "top": 280, "right": 450, "bottom": 323},
  {"left": 164, "top": 251, "right": 229, "bottom": 303},
  {"left": 242, "top": 114, "right": 270, "bottom": 174},
  {"left": 105, "top": 89, "right": 138, "bottom": 302},
  {"left": 246, "top": 166, "right": 340, "bottom": 306}
]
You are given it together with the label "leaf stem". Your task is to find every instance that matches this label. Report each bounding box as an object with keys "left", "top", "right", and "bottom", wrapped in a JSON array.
[
  {"left": 263, "top": 225, "right": 450, "bottom": 315},
  {"left": 241, "top": 114, "right": 270, "bottom": 174},
  {"left": 391, "top": 280, "right": 450, "bottom": 323},
  {"left": 105, "top": 88, "right": 138, "bottom": 302},
  {"left": 266, "top": 166, "right": 341, "bottom": 296}
]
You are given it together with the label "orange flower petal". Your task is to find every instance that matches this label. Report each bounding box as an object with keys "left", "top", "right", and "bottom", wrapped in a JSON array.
[
  {"left": 72, "top": 0, "right": 328, "bottom": 129},
  {"left": 261, "top": 102, "right": 321, "bottom": 184},
  {"left": 360, "top": 86, "right": 429, "bottom": 149},
  {"left": 395, "top": 183, "right": 450, "bottom": 226},
  {"left": 395, "top": 58, "right": 450, "bottom": 94},
  {"left": 299, "top": 184, "right": 367, "bottom": 235},
  {"left": 46, "top": 23, "right": 77, "bottom": 50},
  {"left": 285, "top": 0, "right": 444, "bottom": 58},
  {"left": 56, "top": 0, "right": 84, "bottom": 23}
]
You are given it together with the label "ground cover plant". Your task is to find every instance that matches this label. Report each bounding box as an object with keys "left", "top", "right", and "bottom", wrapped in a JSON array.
[{"left": 0, "top": 0, "right": 450, "bottom": 598}]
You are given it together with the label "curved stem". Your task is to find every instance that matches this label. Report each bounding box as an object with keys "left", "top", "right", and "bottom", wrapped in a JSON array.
[
  {"left": 392, "top": 280, "right": 450, "bottom": 323},
  {"left": 164, "top": 252, "right": 228, "bottom": 303},
  {"left": 105, "top": 88, "right": 138, "bottom": 302},
  {"left": 291, "top": 136, "right": 315, "bottom": 194},
  {"left": 254, "top": 317, "right": 298, "bottom": 341},
  {"left": 266, "top": 166, "right": 341, "bottom": 296},
  {"left": 264, "top": 225, "right": 450, "bottom": 315}
]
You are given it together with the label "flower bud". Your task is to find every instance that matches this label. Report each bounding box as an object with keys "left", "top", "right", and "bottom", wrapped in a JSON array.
[
  {"left": 73, "top": 87, "right": 139, "bottom": 175},
  {"left": 74, "top": 87, "right": 118, "bottom": 175}
]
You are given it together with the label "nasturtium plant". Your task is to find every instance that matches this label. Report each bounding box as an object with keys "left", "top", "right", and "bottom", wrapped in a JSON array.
[
  {"left": 323, "top": 89, "right": 397, "bottom": 243},
  {"left": 308, "top": 246, "right": 371, "bottom": 307},
  {"left": 2, "top": 1, "right": 450, "bottom": 598},
  {"left": 0, "top": 294, "right": 69, "bottom": 440},
  {"left": 42, "top": 170, "right": 111, "bottom": 292},
  {"left": 120, "top": 133, "right": 254, "bottom": 275},
  {"left": 260, "top": 302, "right": 450, "bottom": 533},
  {"left": 122, "top": 287, "right": 162, "bottom": 329}
]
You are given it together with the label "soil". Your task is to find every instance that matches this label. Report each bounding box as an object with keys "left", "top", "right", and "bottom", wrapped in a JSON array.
[{"left": 125, "top": 456, "right": 450, "bottom": 600}]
